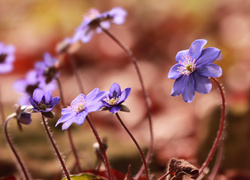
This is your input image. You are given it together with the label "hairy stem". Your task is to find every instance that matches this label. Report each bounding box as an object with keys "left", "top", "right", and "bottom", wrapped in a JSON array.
[
  {"left": 86, "top": 116, "right": 112, "bottom": 180},
  {"left": 197, "top": 77, "right": 226, "bottom": 178},
  {"left": 102, "top": 28, "right": 153, "bottom": 179},
  {"left": 4, "top": 116, "right": 30, "bottom": 180},
  {"left": 115, "top": 113, "right": 149, "bottom": 180},
  {"left": 41, "top": 115, "right": 71, "bottom": 180},
  {"left": 208, "top": 136, "right": 224, "bottom": 180},
  {"left": 56, "top": 77, "right": 82, "bottom": 173}
]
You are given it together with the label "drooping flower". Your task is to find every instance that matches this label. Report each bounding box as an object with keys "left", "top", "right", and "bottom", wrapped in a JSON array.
[
  {"left": 15, "top": 105, "right": 32, "bottom": 125},
  {"left": 0, "top": 42, "right": 15, "bottom": 74},
  {"left": 101, "top": 83, "right": 131, "bottom": 114},
  {"left": 29, "top": 88, "right": 60, "bottom": 115},
  {"left": 168, "top": 39, "right": 222, "bottom": 103},
  {"left": 14, "top": 69, "right": 57, "bottom": 105},
  {"left": 56, "top": 88, "right": 108, "bottom": 130},
  {"left": 71, "top": 7, "right": 127, "bottom": 43},
  {"left": 35, "top": 53, "right": 59, "bottom": 84},
  {"left": 7, "top": 104, "right": 32, "bottom": 126}
]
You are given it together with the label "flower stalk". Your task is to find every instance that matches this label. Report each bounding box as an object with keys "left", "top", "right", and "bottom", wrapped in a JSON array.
[
  {"left": 208, "top": 140, "right": 224, "bottom": 180},
  {"left": 197, "top": 77, "right": 226, "bottom": 178},
  {"left": 86, "top": 116, "right": 112, "bottom": 180},
  {"left": 115, "top": 113, "right": 149, "bottom": 180},
  {"left": 4, "top": 116, "right": 30, "bottom": 180},
  {"left": 157, "top": 170, "right": 171, "bottom": 180},
  {"left": 41, "top": 115, "right": 71, "bottom": 180},
  {"left": 101, "top": 27, "right": 153, "bottom": 179},
  {"left": 0, "top": 83, "right": 5, "bottom": 125},
  {"left": 55, "top": 77, "right": 82, "bottom": 173}
]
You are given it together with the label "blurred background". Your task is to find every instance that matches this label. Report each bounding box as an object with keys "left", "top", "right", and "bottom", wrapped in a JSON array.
[{"left": 1, "top": 0, "right": 250, "bottom": 179}]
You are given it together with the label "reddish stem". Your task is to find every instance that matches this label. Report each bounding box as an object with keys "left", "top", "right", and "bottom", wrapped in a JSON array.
[
  {"left": 86, "top": 116, "right": 112, "bottom": 180},
  {"left": 115, "top": 113, "right": 149, "bottom": 180},
  {"left": 101, "top": 28, "right": 154, "bottom": 179},
  {"left": 4, "top": 116, "right": 30, "bottom": 180},
  {"left": 41, "top": 115, "right": 71, "bottom": 180},
  {"left": 56, "top": 77, "right": 82, "bottom": 172},
  {"left": 197, "top": 77, "right": 226, "bottom": 178},
  {"left": 0, "top": 82, "right": 5, "bottom": 125},
  {"left": 209, "top": 139, "right": 224, "bottom": 180},
  {"left": 157, "top": 170, "right": 171, "bottom": 180}
]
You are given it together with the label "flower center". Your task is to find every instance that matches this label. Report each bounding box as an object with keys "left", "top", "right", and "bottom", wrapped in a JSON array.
[
  {"left": 39, "top": 103, "right": 47, "bottom": 111},
  {"left": 0, "top": 54, "right": 7, "bottom": 63},
  {"left": 178, "top": 55, "right": 196, "bottom": 76},
  {"left": 104, "top": 95, "right": 119, "bottom": 105},
  {"left": 69, "top": 96, "right": 86, "bottom": 112}
]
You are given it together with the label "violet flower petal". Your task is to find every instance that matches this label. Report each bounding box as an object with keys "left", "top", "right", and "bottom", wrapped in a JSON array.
[
  {"left": 117, "top": 88, "right": 131, "bottom": 104},
  {"left": 196, "top": 64, "right": 223, "bottom": 77},
  {"left": 196, "top": 47, "right": 221, "bottom": 66},
  {"left": 182, "top": 75, "right": 195, "bottom": 103},
  {"left": 193, "top": 72, "right": 212, "bottom": 94},
  {"left": 168, "top": 64, "right": 183, "bottom": 79},
  {"left": 175, "top": 49, "right": 189, "bottom": 63},
  {"left": 171, "top": 75, "right": 186, "bottom": 96},
  {"left": 189, "top": 39, "right": 207, "bottom": 60}
]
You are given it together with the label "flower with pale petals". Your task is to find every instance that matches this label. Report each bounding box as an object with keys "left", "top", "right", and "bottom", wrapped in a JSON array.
[
  {"left": 0, "top": 42, "right": 15, "bottom": 74},
  {"left": 71, "top": 7, "right": 127, "bottom": 43},
  {"left": 56, "top": 88, "right": 108, "bottom": 130},
  {"left": 35, "top": 53, "right": 59, "bottom": 84}
]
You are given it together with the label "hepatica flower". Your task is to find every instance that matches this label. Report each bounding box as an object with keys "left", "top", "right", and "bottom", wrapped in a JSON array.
[
  {"left": 56, "top": 88, "right": 108, "bottom": 130},
  {"left": 72, "top": 7, "right": 127, "bottom": 43},
  {"left": 15, "top": 105, "right": 32, "bottom": 125},
  {"left": 168, "top": 39, "right": 222, "bottom": 103},
  {"left": 35, "top": 53, "right": 59, "bottom": 84},
  {"left": 7, "top": 105, "right": 32, "bottom": 125},
  {"left": 0, "top": 42, "right": 15, "bottom": 74},
  {"left": 101, "top": 83, "right": 131, "bottom": 114},
  {"left": 14, "top": 70, "right": 57, "bottom": 105},
  {"left": 29, "top": 88, "right": 60, "bottom": 116}
]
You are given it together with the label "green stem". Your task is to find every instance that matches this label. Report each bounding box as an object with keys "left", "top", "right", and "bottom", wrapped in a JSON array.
[{"left": 115, "top": 113, "right": 149, "bottom": 180}]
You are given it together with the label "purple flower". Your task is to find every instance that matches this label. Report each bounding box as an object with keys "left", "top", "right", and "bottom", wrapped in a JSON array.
[
  {"left": 71, "top": 7, "right": 127, "bottom": 43},
  {"left": 56, "top": 88, "right": 108, "bottom": 130},
  {"left": 14, "top": 70, "right": 57, "bottom": 105},
  {"left": 29, "top": 88, "right": 60, "bottom": 113},
  {"left": 168, "top": 39, "right": 222, "bottom": 103},
  {"left": 101, "top": 83, "right": 131, "bottom": 114},
  {"left": 35, "top": 53, "right": 59, "bottom": 84},
  {"left": 0, "top": 42, "right": 15, "bottom": 74},
  {"left": 15, "top": 105, "right": 32, "bottom": 125}
]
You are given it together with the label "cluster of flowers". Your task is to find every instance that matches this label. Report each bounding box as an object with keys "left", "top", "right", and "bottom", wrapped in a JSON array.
[{"left": 0, "top": 5, "right": 224, "bottom": 180}]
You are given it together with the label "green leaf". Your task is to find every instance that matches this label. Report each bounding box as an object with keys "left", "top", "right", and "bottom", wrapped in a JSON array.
[{"left": 61, "top": 173, "right": 101, "bottom": 180}]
